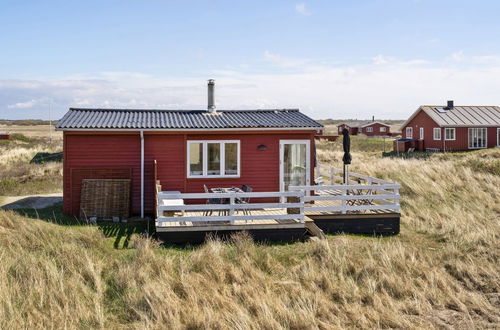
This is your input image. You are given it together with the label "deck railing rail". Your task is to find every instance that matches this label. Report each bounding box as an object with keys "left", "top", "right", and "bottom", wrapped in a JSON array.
[
  {"left": 291, "top": 163, "right": 401, "bottom": 214},
  {"left": 157, "top": 191, "right": 305, "bottom": 224}
]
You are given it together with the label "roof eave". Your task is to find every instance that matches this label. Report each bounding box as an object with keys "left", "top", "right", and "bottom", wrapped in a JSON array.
[{"left": 56, "top": 126, "right": 324, "bottom": 132}]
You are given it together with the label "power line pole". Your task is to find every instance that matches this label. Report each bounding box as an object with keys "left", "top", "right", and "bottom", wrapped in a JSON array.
[{"left": 49, "top": 99, "right": 52, "bottom": 144}]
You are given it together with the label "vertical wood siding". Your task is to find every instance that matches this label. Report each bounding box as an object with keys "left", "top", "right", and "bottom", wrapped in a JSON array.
[
  {"left": 64, "top": 130, "right": 316, "bottom": 216},
  {"left": 361, "top": 123, "right": 391, "bottom": 136}
]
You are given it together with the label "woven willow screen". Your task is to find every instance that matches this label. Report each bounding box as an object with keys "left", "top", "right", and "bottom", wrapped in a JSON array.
[{"left": 79, "top": 179, "right": 131, "bottom": 219}]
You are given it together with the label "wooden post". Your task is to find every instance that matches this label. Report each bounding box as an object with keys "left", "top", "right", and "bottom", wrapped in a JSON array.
[
  {"left": 341, "top": 188, "right": 347, "bottom": 214},
  {"left": 229, "top": 196, "right": 235, "bottom": 224},
  {"left": 299, "top": 191, "right": 305, "bottom": 223}
]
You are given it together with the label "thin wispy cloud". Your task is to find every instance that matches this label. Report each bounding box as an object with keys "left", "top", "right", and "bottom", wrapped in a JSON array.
[
  {"left": 2, "top": 52, "right": 500, "bottom": 120},
  {"left": 295, "top": 3, "right": 311, "bottom": 16}
]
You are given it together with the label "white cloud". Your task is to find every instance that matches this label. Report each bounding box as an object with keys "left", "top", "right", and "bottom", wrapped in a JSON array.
[
  {"left": 7, "top": 99, "right": 39, "bottom": 109},
  {"left": 447, "top": 50, "right": 465, "bottom": 62},
  {"left": 1, "top": 51, "right": 500, "bottom": 120},
  {"left": 295, "top": 3, "right": 311, "bottom": 16}
]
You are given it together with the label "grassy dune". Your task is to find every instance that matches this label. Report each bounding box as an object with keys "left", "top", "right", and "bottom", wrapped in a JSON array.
[
  {"left": 0, "top": 135, "right": 499, "bottom": 328},
  {"left": 0, "top": 133, "right": 62, "bottom": 195}
]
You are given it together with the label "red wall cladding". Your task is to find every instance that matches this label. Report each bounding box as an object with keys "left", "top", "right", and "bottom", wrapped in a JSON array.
[
  {"left": 402, "top": 111, "right": 499, "bottom": 151},
  {"left": 64, "top": 131, "right": 316, "bottom": 216}
]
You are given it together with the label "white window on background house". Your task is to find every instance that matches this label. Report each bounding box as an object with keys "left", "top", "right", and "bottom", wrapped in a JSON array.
[
  {"left": 444, "top": 128, "right": 456, "bottom": 141},
  {"left": 497, "top": 128, "right": 500, "bottom": 147},
  {"left": 468, "top": 128, "right": 487, "bottom": 149},
  {"left": 366, "top": 127, "right": 373, "bottom": 132},
  {"left": 380, "top": 127, "right": 386, "bottom": 132},
  {"left": 433, "top": 128, "right": 441, "bottom": 140},
  {"left": 419, "top": 127, "right": 424, "bottom": 140},
  {"left": 187, "top": 141, "right": 240, "bottom": 177},
  {"left": 405, "top": 127, "right": 413, "bottom": 139}
]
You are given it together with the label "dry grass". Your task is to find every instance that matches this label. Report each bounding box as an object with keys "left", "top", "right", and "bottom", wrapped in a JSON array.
[
  {"left": 0, "top": 136, "right": 499, "bottom": 328},
  {"left": 0, "top": 132, "right": 62, "bottom": 196}
]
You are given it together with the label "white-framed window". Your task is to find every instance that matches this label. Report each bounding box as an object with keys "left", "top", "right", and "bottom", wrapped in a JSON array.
[
  {"left": 419, "top": 127, "right": 424, "bottom": 140},
  {"left": 366, "top": 127, "right": 373, "bottom": 132},
  {"left": 359, "top": 127, "right": 362, "bottom": 133},
  {"left": 405, "top": 127, "right": 413, "bottom": 139},
  {"left": 433, "top": 128, "right": 441, "bottom": 140},
  {"left": 444, "top": 128, "right": 456, "bottom": 141},
  {"left": 497, "top": 128, "right": 500, "bottom": 147},
  {"left": 380, "top": 127, "right": 386, "bottom": 132},
  {"left": 187, "top": 140, "right": 240, "bottom": 178},
  {"left": 468, "top": 128, "right": 487, "bottom": 149}
]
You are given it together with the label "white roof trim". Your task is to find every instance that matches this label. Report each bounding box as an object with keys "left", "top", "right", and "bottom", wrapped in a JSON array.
[
  {"left": 400, "top": 107, "right": 438, "bottom": 130},
  {"left": 360, "top": 121, "right": 391, "bottom": 128}
]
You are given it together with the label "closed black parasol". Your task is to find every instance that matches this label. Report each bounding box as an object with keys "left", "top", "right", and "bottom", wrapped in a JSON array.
[{"left": 342, "top": 128, "right": 351, "bottom": 184}]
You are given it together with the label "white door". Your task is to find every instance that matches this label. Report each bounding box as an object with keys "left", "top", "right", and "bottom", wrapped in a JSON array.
[{"left": 279, "top": 140, "right": 310, "bottom": 191}]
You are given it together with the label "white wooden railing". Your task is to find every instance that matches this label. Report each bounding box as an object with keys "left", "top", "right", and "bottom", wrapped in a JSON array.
[
  {"left": 157, "top": 191, "right": 305, "bottom": 224},
  {"left": 297, "top": 163, "right": 401, "bottom": 214}
]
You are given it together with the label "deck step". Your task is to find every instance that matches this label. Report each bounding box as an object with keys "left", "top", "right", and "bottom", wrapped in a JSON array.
[{"left": 304, "top": 216, "right": 326, "bottom": 239}]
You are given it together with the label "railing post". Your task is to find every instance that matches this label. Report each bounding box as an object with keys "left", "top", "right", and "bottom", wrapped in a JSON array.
[
  {"left": 157, "top": 194, "right": 161, "bottom": 219},
  {"left": 341, "top": 188, "right": 347, "bottom": 214},
  {"left": 299, "top": 191, "right": 305, "bottom": 223},
  {"left": 229, "top": 195, "right": 235, "bottom": 224},
  {"left": 394, "top": 187, "right": 400, "bottom": 213}
]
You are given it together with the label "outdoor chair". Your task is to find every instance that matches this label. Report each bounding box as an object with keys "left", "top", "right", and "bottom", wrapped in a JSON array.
[
  {"left": 203, "top": 185, "right": 227, "bottom": 216},
  {"left": 236, "top": 184, "right": 253, "bottom": 216}
]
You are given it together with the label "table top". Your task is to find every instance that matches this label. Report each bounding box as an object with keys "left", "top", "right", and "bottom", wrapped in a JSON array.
[{"left": 211, "top": 187, "right": 244, "bottom": 193}]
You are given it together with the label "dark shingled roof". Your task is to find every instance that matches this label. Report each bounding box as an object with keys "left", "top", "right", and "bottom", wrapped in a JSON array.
[{"left": 56, "top": 108, "right": 323, "bottom": 130}]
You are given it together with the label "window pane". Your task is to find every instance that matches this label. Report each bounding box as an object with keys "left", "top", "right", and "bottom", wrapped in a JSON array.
[
  {"left": 189, "top": 143, "right": 203, "bottom": 175},
  {"left": 225, "top": 143, "right": 238, "bottom": 175},
  {"left": 207, "top": 143, "right": 221, "bottom": 175}
]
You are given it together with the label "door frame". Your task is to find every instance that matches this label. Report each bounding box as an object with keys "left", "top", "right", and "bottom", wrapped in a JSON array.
[{"left": 279, "top": 139, "right": 311, "bottom": 192}]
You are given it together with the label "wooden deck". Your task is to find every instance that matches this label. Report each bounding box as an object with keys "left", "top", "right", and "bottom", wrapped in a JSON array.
[
  {"left": 155, "top": 164, "right": 401, "bottom": 242},
  {"left": 156, "top": 199, "right": 398, "bottom": 232}
]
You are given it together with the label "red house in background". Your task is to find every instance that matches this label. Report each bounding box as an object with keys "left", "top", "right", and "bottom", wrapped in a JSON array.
[
  {"left": 400, "top": 101, "right": 500, "bottom": 151},
  {"left": 56, "top": 82, "right": 323, "bottom": 218},
  {"left": 358, "top": 122, "right": 391, "bottom": 136},
  {"left": 337, "top": 120, "right": 391, "bottom": 136}
]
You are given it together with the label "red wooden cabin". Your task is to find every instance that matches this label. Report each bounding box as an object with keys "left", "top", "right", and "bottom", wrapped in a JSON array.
[
  {"left": 56, "top": 85, "right": 323, "bottom": 218},
  {"left": 358, "top": 122, "right": 391, "bottom": 136},
  {"left": 338, "top": 120, "right": 391, "bottom": 137},
  {"left": 400, "top": 101, "right": 500, "bottom": 151},
  {"left": 0, "top": 132, "right": 10, "bottom": 140}
]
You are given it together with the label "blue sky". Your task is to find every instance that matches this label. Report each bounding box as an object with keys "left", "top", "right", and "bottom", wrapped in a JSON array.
[{"left": 1, "top": 0, "right": 500, "bottom": 120}]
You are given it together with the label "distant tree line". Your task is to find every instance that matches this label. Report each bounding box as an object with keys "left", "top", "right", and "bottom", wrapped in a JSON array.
[{"left": 0, "top": 119, "right": 54, "bottom": 126}]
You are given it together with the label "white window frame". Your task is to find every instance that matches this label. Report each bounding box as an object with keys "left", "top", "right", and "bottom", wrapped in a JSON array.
[
  {"left": 359, "top": 127, "right": 362, "bottom": 133},
  {"left": 187, "top": 140, "right": 241, "bottom": 178},
  {"left": 433, "top": 128, "right": 441, "bottom": 140},
  {"left": 419, "top": 127, "right": 424, "bottom": 140},
  {"left": 366, "top": 127, "right": 373, "bottom": 133},
  {"left": 405, "top": 127, "right": 413, "bottom": 139},
  {"left": 444, "top": 128, "right": 456, "bottom": 141},
  {"left": 380, "top": 127, "right": 386, "bottom": 132},
  {"left": 468, "top": 128, "right": 487, "bottom": 149},
  {"left": 497, "top": 128, "right": 500, "bottom": 147}
]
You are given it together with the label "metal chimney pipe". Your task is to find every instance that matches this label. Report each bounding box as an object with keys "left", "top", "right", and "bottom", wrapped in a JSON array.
[
  {"left": 372, "top": 115, "right": 375, "bottom": 122},
  {"left": 207, "top": 79, "right": 216, "bottom": 113},
  {"left": 447, "top": 100, "right": 454, "bottom": 109}
]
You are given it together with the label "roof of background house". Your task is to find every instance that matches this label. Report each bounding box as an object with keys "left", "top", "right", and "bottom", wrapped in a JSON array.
[
  {"left": 339, "top": 121, "right": 390, "bottom": 128},
  {"left": 401, "top": 105, "right": 500, "bottom": 128},
  {"left": 338, "top": 121, "right": 371, "bottom": 128},
  {"left": 56, "top": 108, "right": 323, "bottom": 130}
]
